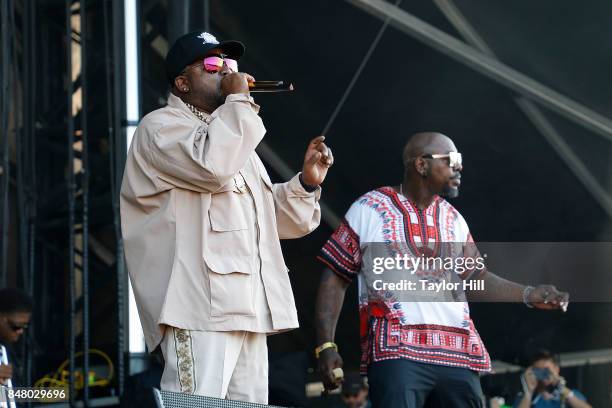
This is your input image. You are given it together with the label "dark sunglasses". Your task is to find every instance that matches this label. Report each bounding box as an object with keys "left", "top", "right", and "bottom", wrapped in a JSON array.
[{"left": 7, "top": 320, "right": 28, "bottom": 332}]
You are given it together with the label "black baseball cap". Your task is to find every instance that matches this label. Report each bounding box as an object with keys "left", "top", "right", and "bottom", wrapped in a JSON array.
[{"left": 165, "top": 31, "right": 245, "bottom": 84}]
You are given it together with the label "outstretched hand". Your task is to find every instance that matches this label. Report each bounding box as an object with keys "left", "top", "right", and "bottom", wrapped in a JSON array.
[
  {"left": 302, "top": 136, "right": 333, "bottom": 187},
  {"left": 528, "top": 285, "right": 569, "bottom": 311}
]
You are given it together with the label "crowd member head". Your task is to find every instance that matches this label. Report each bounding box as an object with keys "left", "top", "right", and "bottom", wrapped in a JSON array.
[
  {"left": 529, "top": 350, "right": 561, "bottom": 390},
  {"left": 402, "top": 132, "right": 463, "bottom": 199},
  {"left": 531, "top": 350, "right": 559, "bottom": 385},
  {"left": 165, "top": 31, "right": 247, "bottom": 113},
  {"left": 0, "top": 288, "right": 33, "bottom": 345},
  {"left": 516, "top": 349, "right": 591, "bottom": 407},
  {"left": 341, "top": 374, "right": 369, "bottom": 408}
]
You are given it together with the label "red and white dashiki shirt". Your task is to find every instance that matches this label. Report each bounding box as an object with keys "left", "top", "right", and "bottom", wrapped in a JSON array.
[{"left": 317, "top": 187, "right": 491, "bottom": 374}]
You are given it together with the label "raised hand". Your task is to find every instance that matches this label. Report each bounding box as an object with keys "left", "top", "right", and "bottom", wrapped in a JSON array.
[{"left": 302, "top": 136, "right": 334, "bottom": 187}]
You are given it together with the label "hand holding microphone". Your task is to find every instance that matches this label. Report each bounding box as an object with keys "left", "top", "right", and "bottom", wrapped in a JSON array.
[{"left": 220, "top": 72, "right": 254, "bottom": 95}]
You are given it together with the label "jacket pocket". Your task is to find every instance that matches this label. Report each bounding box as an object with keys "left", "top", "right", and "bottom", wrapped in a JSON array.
[
  {"left": 209, "top": 182, "right": 249, "bottom": 232},
  {"left": 204, "top": 254, "right": 255, "bottom": 317},
  {"left": 206, "top": 180, "right": 252, "bottom": 258}
]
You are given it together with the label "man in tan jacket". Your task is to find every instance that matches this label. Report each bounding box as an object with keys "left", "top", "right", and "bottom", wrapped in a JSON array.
[{"left": 120, "top": 31, "right": 333, "bottom": 403}]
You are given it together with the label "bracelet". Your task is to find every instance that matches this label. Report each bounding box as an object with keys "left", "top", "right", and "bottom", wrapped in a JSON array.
[
  {"left": 559, "top": 377, "right": 573, "bottom": 400},
  {"left": 561, "top": 386, "right": 574, "bottom": 400},
  {"left": 315, "top": 342, "right": 338, "bottom": 358},
  {"left": 299, "top": 173, "right": 319, "bottom": 193},
  {"left": 523, "top": 285, "right": 535, "bottom": 308}
]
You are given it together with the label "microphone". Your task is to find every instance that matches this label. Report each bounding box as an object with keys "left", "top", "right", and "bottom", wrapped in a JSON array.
[{"left": 248, "top": 81, "right": 294, "bottom": 93}]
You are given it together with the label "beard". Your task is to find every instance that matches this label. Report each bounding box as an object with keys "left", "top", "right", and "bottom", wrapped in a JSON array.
[
  {"left": 203, "top": 81, "right": 225, "bottom": 111},
  {"left": 441, "top": 184, "right": 459, "bottom": 198}
]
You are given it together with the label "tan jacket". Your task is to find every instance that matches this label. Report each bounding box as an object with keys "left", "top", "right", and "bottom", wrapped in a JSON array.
[{"left": 120, "top": 93, "right": 321, "bottom": 350}]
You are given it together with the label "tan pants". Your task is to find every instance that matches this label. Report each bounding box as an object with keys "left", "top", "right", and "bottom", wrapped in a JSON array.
[{"left": 160, "top": 327, "right": 268, "bottom": 404}]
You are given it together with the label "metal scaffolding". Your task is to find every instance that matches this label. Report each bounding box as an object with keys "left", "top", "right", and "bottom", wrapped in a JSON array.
[
  {"left": 0, "top": 0, "right": 128, "bottom": 405},
  {"left": 64, "top": 0, "right": 92, "bottom": 403},
  {"left": 0, "top": 0, "right": 12, "bottom": 289},
  {"left": 346, "top": 0, "right": 612, "bottom": 218}
]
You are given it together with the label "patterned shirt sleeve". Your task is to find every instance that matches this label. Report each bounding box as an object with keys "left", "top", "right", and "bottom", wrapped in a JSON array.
[{"left": 317, "top": 217, "right": 362, "bottom": 283}]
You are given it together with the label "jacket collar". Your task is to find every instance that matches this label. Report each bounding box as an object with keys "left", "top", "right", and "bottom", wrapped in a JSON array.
[{"left": 167, "top": 93, "right": 211, "bottom": 123}]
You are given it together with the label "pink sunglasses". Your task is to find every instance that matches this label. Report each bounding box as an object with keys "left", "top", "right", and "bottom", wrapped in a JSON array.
[
  {"left": 182, "top": 54, "right": 238, "bottom": 75},
  {"left": 203, "top": 54, "right": 238, "bottom": 73}
]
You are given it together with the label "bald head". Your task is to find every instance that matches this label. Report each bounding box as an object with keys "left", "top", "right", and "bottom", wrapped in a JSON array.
[
  {"left": 402, "top": 132, "right": 455, "bottom": 166},
  {"left": 400, "top": 131, "right": 462, "bottom": 200}
]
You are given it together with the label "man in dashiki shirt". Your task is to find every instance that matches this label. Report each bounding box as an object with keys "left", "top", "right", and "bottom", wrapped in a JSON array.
[{"left": 314, "top": 132, "right": 569, "bottom": 407}]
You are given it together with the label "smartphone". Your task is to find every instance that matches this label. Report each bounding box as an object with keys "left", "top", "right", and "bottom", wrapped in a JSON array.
[{"left": 532, "top": 367, "right": 551, "bottom": 381}]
